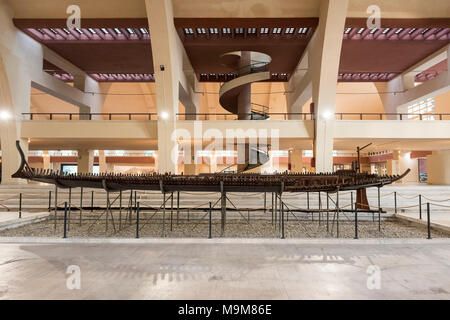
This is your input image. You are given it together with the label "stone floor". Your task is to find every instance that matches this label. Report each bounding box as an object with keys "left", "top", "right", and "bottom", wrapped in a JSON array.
[{"left": 0, "top": 239, "right": 449, "bottom": 299}]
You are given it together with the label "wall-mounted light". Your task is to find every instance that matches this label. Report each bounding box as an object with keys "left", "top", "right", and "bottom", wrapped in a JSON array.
[
  {"left": 160, "top": 111, "right": 169, "bottom": 120},
  {"left": 322, "top": 110, "right": 334, "bottom": 120},
  {"left": 0, "top": 110, "right": 11, "bottom": 120}
]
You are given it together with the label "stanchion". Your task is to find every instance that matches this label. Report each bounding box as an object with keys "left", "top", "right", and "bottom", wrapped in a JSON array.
[
  {"left": 336, "top": 190, "right": 339, "bottom": 238},
  {"left": 176, "top": 191, "right": 180, "bottom": 224},
  {"left": 68, "top": 187, "right": 72, "bottom": 231},
  {"left": 271, "top": 193, "right": 274, "bottom": 225},
  {"left": 326, "top": 191, "right": 329, "bottom": 232},
  {"left": 394, "top": 191, "right": 397, "bottom": 214},
  {"left": 377, "top": 187, "right": 381, "bottom": 231},
  {"left": 162, "top": 192, "right": 166, "bottom": 237},
  {"left": 170, "top": 192, "right": 174, "bottom": 231},
  {"left": 54, "top": 186, "right": 58, "bottom": 231},
  {"left": 419, "top": 194, "right": 422, "bottom": 220},
  {"left": 136, "top": 201, "right": 140, "bottom": 239},
  {"left": 281, "top": 197, "right": 285, "bottom": 239},
  {"left": 354, "top": 201, "right": 358, "bottom": 239},
  {"left": 350, "top": 192, "right": 354, "bottom": 211},
  {"left": 119, "top": 190, "right": 122, "bottom": 230},
  {"left": 208, "top": 202, "right": 212, "bottom": 239},
  {"left": 307, "top": 191, "right": 311, "bottom": 221},
  {"left": 19, "top": 193, "right": 22, "bottom": 219},
  {"left": 91, "top": 190, "right": 94, "bottom": 212},
  {"left": 79, "top": 187, "right": 83, "bottom": 225},
  {"left": 264, "top": 192, "right": 267, "bottom": 214},
  {"left": 48, "top": 191, "right": 52, "bottom": 212},
  {"left": 427, "top": 203, "right": 431, "bottom": 240},
  {"left": 63, "top": 202, "right": 68, "bottom": 239}
]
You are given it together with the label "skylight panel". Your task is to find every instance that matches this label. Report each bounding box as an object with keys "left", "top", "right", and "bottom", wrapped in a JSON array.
[
  {"left": 140, "top": 28, "right": 148, "bottom": 34},
  {"left": 222, "top": 27, "right": 231, "bottom": 34},
  {"left": 344, "top": 27, "right": 352, "bottom": 34},
  {"left": 382, "top": 28, "right": 390, "bottom": 34},
  {"left": 88, "top": 28, "right": 97, "bottom": 34},
  {"left": 272, "top": 27, "right": 282, "bottom": 34},
  {"left": 247, "top": 28, "right": 256, "bottom": 34},
  {"left": 127, "top": 28, "right": 135, "bottom": 34},
  {"left": 196, "top": 28, "right": 206, "bottom": 34},
  {"left": 101, "top": 28, "right": 109, "bottom": 34},
  {"left": 209, "top": 28, "right": 218, "bottom": 34},
  {"left": 285, "top": 27, "right": 294, "bottom": 34},
  {"left": 114, "top": 28, "right": 122, "bottom": 34}
]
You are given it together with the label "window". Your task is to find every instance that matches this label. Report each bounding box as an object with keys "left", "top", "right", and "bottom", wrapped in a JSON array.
[
  {"left": 272, "top": 27, "right": 282, "bottom": 34},
  {"left": 260, "top": 27, "right": 269, "bottom": 34},
  {"left": 285, "top": 27, "right": 294, "bottom": 34},
  {"left": 184, "top": 28, "right": 194, "bottom": 34},
  {"left": 407, "top": 98, "right": 435, "bottom": 120}
]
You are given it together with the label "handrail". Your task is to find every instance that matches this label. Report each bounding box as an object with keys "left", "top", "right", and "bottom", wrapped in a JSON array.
[
  {"left": 21, "top": 112, "right": 450, "bottom": 121},
  {"left": 22, "top": 113, "right": 158, "bottom": 120}
]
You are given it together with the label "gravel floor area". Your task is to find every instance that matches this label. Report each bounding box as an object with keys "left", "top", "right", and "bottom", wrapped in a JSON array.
[{"left": 0, "top": 209, "right": 447, "bottom": 239}]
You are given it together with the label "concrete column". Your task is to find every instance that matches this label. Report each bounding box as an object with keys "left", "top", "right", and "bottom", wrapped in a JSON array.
[
  {"left": 77, "top": 150, "right": 93, "bottom": 174},
  {"left": 210, "top": 151, "right": 217, "bottom": 173},
  {"left": 42, "top": 151, "right": 50, "bottom": 170},
  {"left": 289, "top": 149, "right": 303, "bottom": 173},
  {"left": 310, "top": 0, "right": 348, "bottom": 173},
  {"left": 427, "top": 150, "right": 450, "bottom": 185},
  {"left": 0, "top": 43, "right": 31, "bottom": 184},
  {"left": 146, "top": 0, "right": 182, "bottom": 173},
  {"left": 184, "top": 145, "right": 196, "bottom": 175},
  {"left": 98, "top": 150, "right": 107, "bottom": 173}
]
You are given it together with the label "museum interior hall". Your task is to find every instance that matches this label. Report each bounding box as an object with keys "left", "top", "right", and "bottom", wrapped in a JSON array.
[{"left": 0, "top": 0, "right": 449, "bottom": 185}]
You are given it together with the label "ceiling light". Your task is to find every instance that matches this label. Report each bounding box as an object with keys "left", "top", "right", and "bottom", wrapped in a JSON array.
[
  {"left": 88, "top": 28, "right": 97, "bottom": 34},
  {"left": 101, "top": 28, "right": 109, "bottom": 34}
]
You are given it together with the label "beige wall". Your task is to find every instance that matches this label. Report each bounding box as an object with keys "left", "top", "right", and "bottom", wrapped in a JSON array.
[
  {"left": 427, "top": 151, "right": 450, "bottom": 185},
  {"left": 434, "top": 90, "right": 450, "bottom": 114}
]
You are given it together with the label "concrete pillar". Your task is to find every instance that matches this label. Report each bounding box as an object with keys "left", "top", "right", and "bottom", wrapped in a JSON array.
[
  {"left": 77, "top": 150, "right": 93, "bottom": 174},
  {"left": 146, "top": 0, "right": 182, "bottom": 173},
  {"left": 310, "top": 0, "right": 348, "bottom": 173},
  {"left": 210, "top": 151, "right": 217, "bottom": 173},
  {"left": 289, "top": 149, "right": 303, "bottom": 173},
  {"left": 0, "top": 46, "right": 31, "bottom": 184},
  {"left": 42, "top": 151, "right": 50, "bottom": 170},
  {"left": 427, "top": 150, "right": 450, "bottom": 185},
  {"left": 98, "top": 150, "right": 107, "bottom": 173},
  {"left": 184, "top": 145, "right": 196, "bottom": 175}
]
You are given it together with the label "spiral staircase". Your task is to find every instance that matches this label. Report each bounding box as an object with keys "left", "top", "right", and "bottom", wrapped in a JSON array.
[{"left": 218, "top": 51, "right": 272, "bottom": 173}]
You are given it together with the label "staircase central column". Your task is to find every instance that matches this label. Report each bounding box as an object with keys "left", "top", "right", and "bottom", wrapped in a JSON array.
[
  {"left": 237, "top": 51, "right": 251, "bottom": 120},
  {"left": 237, "top": 52, "right": 251, "bottom": 171}
]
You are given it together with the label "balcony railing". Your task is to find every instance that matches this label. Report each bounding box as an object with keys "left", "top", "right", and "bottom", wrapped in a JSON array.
[
  {"left": 22, "top": 113, "right": 158, "bottom": 120},
  {"left": 21, "top": 112, "right": 450, "bottom": 121}
]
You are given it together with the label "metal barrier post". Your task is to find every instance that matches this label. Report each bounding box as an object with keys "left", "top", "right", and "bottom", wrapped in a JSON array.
[
  {"left": 63, "top": 202, "right": 68, "bottom": 238},
  {"left": 136, "top": 201, "right": 140, "bottom": 239},
  {"left": 170, "top": 192, "right": 174, "bottom": 231},
  {"left": 326, "top": 192, "right": 329, "bottom": 232},
  {"left": 68, "top": 187, "right": 72, "bottom": 231},
  {"left": 79, "top": 187, "right": 83, "bottom": 225},
  {"left": 264, "top": 192, "right": 267, "bottom": 213},
  {"left": 427, "top": 203, "right": 431, "bottom": 240},
  {"left": 336, "top": 190, "right": 339, "bottom": 238},
  {"left": 394, "top": 191, "right": 397, "bottom": 213},
  {"left": 354, "top": 201, "right": 358, "bottom": 239},
  {"left": 54, "top": 186, "right": 58, "bottom": 231},
  {"left": 208, "top": 202, "right": 212, "bottom": 239},
  {"left": 377, "top": 187, "right": 381, "bottom": 231},
  {"left": 48, "top": 191, "right": 52, "bottom": 212},
  {"left": 19, "top": 193, "right": 22, "bottom": 218},
  {"left": 419, "top": 195, "right": 422, "bottom": 220},
  {"left": 91, "top": 190, "right": 94, "bottom": 212},
  {"left": 281, "top": 196, "right": 285, "bottom": 239}
]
